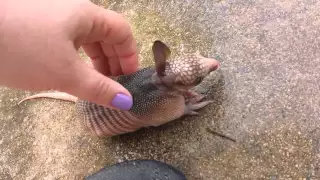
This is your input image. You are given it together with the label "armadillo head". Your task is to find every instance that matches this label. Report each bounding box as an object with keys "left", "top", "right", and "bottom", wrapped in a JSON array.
[{"left": 152, "top": 40, "right": 220, "bottom": 91}]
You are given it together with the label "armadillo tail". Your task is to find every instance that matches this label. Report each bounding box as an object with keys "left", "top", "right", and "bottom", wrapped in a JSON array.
[{"left": 18, "top": 92, "right": 78, "bottom": 105}]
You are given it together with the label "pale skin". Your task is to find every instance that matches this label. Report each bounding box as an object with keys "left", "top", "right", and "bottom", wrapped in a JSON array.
[{"left": 0, "top": 0, "right": 139, "bottom": 110}]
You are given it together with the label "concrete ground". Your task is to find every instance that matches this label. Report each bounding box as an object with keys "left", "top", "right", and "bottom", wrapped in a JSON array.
[{"left": 1, "top": 0, "right": 320, "bottom": 179}]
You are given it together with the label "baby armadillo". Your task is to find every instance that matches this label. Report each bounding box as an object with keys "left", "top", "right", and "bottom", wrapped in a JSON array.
[{"left": 18, "top": 40, "right": 220, "bottom": 137}]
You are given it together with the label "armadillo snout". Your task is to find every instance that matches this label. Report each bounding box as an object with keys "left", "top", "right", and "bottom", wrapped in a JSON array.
[{"left": 202, "top": 57, "right": 220, "bottom": 72}]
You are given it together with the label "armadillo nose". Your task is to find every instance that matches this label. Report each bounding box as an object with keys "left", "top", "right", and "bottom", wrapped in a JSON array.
[
  {"left": 204, "top": 58, "right": 220, "bottom": 71},
  {"left": 211, "top": 60, "right": 220, "bottom": 70}
]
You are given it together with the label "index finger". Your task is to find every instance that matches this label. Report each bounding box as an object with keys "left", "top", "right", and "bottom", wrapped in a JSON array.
[{"left": 79, "top": 4, "right": 139, "bottom": 74}]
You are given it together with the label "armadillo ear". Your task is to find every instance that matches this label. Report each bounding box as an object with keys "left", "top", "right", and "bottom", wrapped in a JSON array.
[{"left": 152, "top": 40, "right": 171, "bottom": 76}]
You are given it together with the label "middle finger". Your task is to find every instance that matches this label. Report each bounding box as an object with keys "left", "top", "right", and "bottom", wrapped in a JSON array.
[
  {"left": 101, "top": 42, "right": 122, "bottom": 76},
  {"left": 82, "top": 42, "right": 111, "bottom": 76}
]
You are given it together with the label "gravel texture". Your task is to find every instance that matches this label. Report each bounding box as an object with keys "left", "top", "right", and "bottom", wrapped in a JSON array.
[{"left": 1, "top": 0, "right": 320, "bottom": 179}]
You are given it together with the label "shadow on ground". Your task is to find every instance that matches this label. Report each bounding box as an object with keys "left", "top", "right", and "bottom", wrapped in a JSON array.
[{"left": 1, "top": 0, "right": 320, "bottom": 179}]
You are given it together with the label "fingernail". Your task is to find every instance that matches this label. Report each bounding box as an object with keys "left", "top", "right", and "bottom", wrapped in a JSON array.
[{"left": 111, "top": 93, "right": 133, "bottom": 110}]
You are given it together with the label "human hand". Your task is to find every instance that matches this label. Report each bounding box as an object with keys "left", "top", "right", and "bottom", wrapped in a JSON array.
[{"left": 0, "top": 0, "right": 138, "bottom": 110}]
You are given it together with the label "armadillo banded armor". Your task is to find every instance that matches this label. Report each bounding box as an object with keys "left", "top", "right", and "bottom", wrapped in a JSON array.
[{"left": 76, "top": 67, "right": 185, "bottom": 136}]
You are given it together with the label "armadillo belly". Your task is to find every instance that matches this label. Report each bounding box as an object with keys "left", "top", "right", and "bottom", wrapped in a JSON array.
[{"left": 75, "top": 100, "right": 147, "bottom": 137}]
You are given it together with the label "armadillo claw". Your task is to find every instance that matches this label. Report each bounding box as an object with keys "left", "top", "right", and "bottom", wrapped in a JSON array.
[
  {"left": 183, "top": 107, "right": 200, "bottom": 116},
  {"left": 187, "top": 95, "right": 206, "bottom": 105},
  {"left": 188, "top": 111, "right": 200, "bottom": 116},
  {"left": 187, "top": 100, "right": 213, "bottom": 111},
  {"left": 184, "top": 91, "right": 206, "bottom": 105},
  {"left": 184, "top": 100, "right": 213, "bottom": 116},
  {"left": 184, "top": 90, "right": 202, "bottom": 98}
]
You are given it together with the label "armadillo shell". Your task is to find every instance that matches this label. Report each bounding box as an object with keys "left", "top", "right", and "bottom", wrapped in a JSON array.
[{"left": 85, "top": 159, "right": 187, "bottom": 180}]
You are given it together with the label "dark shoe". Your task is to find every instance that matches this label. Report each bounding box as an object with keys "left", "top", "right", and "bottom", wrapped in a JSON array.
[{"left": 85, "top": 159, "right": 187, "bottom": 180}]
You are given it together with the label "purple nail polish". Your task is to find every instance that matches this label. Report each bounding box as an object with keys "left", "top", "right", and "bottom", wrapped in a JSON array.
[{"left": 111, "top": 93, "right": 133, "bottom": 110}]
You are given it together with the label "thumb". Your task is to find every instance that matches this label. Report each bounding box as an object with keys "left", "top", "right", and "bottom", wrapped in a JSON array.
[{"left": 61, "top": 61, "right": 133, "bottom": 111}]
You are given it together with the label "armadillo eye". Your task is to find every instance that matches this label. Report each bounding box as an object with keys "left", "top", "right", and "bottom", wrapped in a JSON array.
[
  {"left": 195, "top": 77, "right": 203, "bottom": 84},
  {"left": 175, "top": 81, "right": 185, "bottom": 85}
]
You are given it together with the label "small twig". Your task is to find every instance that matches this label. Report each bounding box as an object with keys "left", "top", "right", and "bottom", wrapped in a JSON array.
[{"left": 206, "top": 127, "right": 236, "bottom": 142}]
